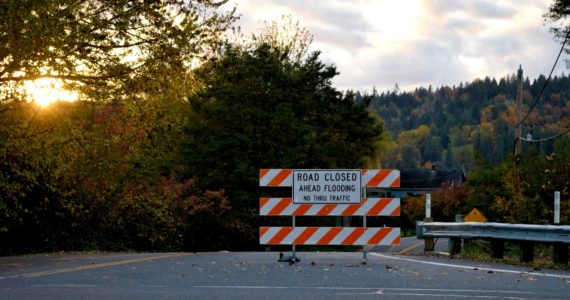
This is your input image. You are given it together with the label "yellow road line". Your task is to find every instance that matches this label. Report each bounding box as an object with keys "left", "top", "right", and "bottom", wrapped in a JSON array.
[
  {"left": 398, "top": 241, "right": 423, "bottom": 255},
  {"left": 12, "top": 253, "right": 190, "bottom": 279}
]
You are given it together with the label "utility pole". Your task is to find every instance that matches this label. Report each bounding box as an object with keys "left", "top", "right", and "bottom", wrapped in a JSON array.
[
  {"left": 514, "top": 66, "right": 523, "bottom": 207},
  {"left": 515, "top": 65, "right": 523, "bottom": 156}
]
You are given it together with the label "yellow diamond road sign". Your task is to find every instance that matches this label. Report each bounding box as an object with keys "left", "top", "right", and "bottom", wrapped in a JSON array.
[{"left": 464, "top": 208, "right": 488, "bottom": 222}]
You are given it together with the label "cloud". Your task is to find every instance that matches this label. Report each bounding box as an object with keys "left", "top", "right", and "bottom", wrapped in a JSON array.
[
  {"left": 430, "top": 0, "right": 515, "bottom": 19},
  {"left": 245, "top": 0, "right": 372, "bottom": 50},
  {"left": 227, "top": 0, "right": 566, "bottom": 92}
]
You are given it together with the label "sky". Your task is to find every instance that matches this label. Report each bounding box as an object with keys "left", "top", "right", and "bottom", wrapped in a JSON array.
[{"left": 226, "top": 0, "right": 568, "bottom": 93}]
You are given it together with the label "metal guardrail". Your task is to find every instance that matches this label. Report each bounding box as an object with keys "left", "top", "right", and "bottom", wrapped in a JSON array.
[{"left": 416, "top": 221, "right": 570, "bottom": 244}]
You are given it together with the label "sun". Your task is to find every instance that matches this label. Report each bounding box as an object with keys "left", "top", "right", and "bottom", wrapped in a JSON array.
[{"left": 23, "top": 78, "right": 78, "bottom": 107}]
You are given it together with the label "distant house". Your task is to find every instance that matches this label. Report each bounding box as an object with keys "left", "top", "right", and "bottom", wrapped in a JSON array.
[{"left": 368, "top": 167, "right": 466, "bottom": 198}]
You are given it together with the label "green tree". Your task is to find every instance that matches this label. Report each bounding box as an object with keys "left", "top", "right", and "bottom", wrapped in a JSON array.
[
  {"left": 183, "top": 42, "right": 384, "bottom": 249},
  {"left": 465, "top": 153, "right": 505, "bottom": 219}
]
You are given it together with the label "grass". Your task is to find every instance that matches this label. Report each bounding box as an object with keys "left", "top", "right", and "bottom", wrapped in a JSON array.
[{"left": 459, "top": 240, "right": 570, "bottom": 270}]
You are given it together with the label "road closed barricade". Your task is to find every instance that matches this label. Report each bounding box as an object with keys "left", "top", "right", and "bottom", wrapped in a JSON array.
[
  {"left": 259, "top": 169, "right": 401, "bottom": 262},
  {"left": 260, "top": 226, "right": 400, "bottom": 246}
]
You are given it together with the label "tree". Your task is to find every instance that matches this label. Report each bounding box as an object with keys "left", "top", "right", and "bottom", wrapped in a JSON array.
[
  {"left": 183, "top": 41, "right": 384, "bottom": 248},
  {"left": 545, "top": 0, "right": 570, "bottom": 53},
  {"left": 432, "top": 182, "right": 468, "bottom": 221},
  {"left": 0, "top": 0, "right": 236, "bottom": 100},
  {"left": 0, "top": 0, "right": 237, "bottom": 253}
]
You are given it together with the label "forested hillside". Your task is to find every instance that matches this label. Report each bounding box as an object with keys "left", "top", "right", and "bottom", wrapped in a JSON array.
[{"left": 363, "top": 74, "right": 570, "bottom": 170}]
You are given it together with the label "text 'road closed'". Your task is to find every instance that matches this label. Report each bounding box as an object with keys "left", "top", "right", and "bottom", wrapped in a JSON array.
[{"left": 292, "top": 170, "right": 361, "bottom": 204}]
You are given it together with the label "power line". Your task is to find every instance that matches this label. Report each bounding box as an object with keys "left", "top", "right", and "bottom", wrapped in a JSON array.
[
  {"left": 520, "top": 127, "right": 570, "bottom": 143},
  {"left": 516, "top": 31, "right": 570, "bottom": 128}
]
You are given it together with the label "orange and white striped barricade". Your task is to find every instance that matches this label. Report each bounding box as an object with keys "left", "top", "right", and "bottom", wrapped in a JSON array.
[
  {"left": 259, "top": 169, "right": 293, "bottom": 187},
  {"left": 362, "top": 169, "right": 400, "bottom": 188},
  {"left": 260, "top": 198, "right": 400, "bottom": 216},
  {"left": 259, "top": 169, "right": 401, "bottom": 188},
  {"left": 260, "top": 227, "right": 400, "bottom": 246},
  {"left": 259, "top": 169, "right": 401, "bottom": 263}
]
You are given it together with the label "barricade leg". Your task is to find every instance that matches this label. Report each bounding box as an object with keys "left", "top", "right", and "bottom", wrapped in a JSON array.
[
  {"left": 362, "top": 215, "right": 367, "bottom": 264},
  {"left": 278, "top": 216, "right": 300, "bottom": 263}
]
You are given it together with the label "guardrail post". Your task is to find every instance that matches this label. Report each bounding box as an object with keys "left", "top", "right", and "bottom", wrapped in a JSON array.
[
  {"left": 553, "top": 244, "right": 568, "bottom": 264},
  {"left": 520, "top": 242, "right": 534, "bottom": 263},
  {"left": 449, "top": 238, "right": 461, "bottom": 255},
  {"left": 491, "top": 239, "right": 504, "bottom": 259}
]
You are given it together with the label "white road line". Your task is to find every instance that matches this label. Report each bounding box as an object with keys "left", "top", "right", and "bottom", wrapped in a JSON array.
[
  {"left": 192, "top": 285, "right": 530, "bottom": 294},
  {"left": 370, "top": 252, "right": 570, "bottom": 279},
  {"left": 32, "top": 284, "right": 97, "bottom": 287},
  {"left": 370, "top": 292, "right": 562, "bottom": 300},
  {"left": 333, "top": 292, "right": 548, "bottom": 300}
]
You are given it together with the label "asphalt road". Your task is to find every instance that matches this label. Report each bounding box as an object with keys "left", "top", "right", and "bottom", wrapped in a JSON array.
[{"left": 1, "top": 246, "right": 569, "bottom": 299}]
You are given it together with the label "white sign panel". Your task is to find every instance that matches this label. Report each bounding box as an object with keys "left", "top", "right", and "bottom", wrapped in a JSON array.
[{"left": 292, "top": 170, "right": 361, "bottom": 204}]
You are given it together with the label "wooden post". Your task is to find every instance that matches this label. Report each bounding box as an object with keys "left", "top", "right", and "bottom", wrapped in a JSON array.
[
  {"left": 520, "top": 241, "right": 534, "bottom": 262},
  {"left": 449, "top": 238, "right": 462, "bottom": 255},
  {"left": 514, "top": 66, "right": 523, "bottom": 208},
  {"left": 491, "top": 239, "right": 504, "bottom": 259},
  {"left": 515, "top": 65, "right": 523, "bottom": 156},
  {"left": 553, "top": 244, "right": 569, "bottom": 264}
]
